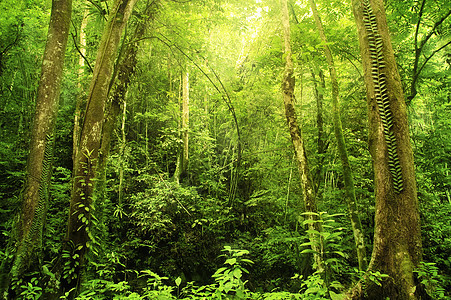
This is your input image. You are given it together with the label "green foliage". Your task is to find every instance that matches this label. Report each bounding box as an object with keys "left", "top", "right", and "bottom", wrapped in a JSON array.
[
  {"left": 8, "top": 276, "right": 43, "bottom": 300},
  {"left": 351, "top": 268, "right": 389, "bottom": 288},
  {"left": 67, "top": 247, "right": 338, "bottom": 299},
  {"left": 61, "top": 242, "right": 80, "bottom": 286},
  {"left": 0, "top": 0, "right": 450, "bottom": 298},
  {"left": 414, "top": 262, "right": 448, "bottom": 299},
  {"left": 18, "top": 277, "right": 42, "bottom": 300},
  {"left": 301, "top": 212, "right": 347, "bottom": 272},
  {"left": 210, "top": 246, "right": 254, "bottom": 298}
]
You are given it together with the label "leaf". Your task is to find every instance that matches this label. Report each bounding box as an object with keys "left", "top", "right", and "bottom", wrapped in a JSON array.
[
  {"left": 175, "top": 277, "right": 181, "bottom": 287},
  {"left": 241, "top": 258, "right": 254, "bottom": 264},
  {"left": 213, "top": 267, "right": 228, "bottom": 276},
  {"left": 301, "top": 249, "right": 318, "bottom": 255},
  {"left": 300, "top": 241, "right": 316, "bottom": 247},
  {"left": 330, "top": 291, "right": 346, "bottom": 300},
  {"left": 333, "top": 251, "right": 346, "bottom": 258},
  {"left": 225, "top": 258, "right": 236, "bottom": 265},
  {"left": 233, "top": 268, "right": 242, "bottom": 279}
]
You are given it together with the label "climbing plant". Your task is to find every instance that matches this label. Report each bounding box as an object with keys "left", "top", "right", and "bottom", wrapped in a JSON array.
[{"left": 362, "top": 0, "right": 403, "bottom": 193}]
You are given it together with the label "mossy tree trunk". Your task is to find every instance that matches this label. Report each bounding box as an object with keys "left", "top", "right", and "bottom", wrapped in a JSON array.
[
  {"left": 1, "top": 0, "right": 72, "bottom": 294},
  {"left": 349, "top": 0, "right": 424, "bottom": 298},
  {"left": 280, "top": 0, "right": 324, "bottom": 275},
  {"left": 61, "top": 0, "right": 137, "bottom": 296},
  {"left": 308, "top": 0, "right": 368, "bottom": 271},
  {"left": 96, "top": 0, "right": 160, "bottom": 209}
]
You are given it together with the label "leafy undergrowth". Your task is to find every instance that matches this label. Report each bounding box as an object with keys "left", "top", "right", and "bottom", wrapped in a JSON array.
[
  {"left": 52, "top": 246, "right": 342, "bottom": 300},
  {"left": 55, "top": 246, "right": 351, "bottom": 300},
  {"left": 18, "top": 246, "right": 448, "bottom": 300}
]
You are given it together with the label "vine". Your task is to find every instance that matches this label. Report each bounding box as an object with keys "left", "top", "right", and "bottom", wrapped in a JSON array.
[{"left": 362, "top": 0, "right": 403, "bottom": 193}]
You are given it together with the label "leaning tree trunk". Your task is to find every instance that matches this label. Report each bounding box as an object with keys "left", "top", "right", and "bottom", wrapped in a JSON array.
[
  {"left": 61, "top": 0, "right": 137, "bottom": 296},
  {"left": 349, "top": 0, "right": 423, "bottom": 298},
  {"left": 96, "top": 0, "right": 160, "bottom": 213},
  {"left": 308, "top": 0, "right": 367, "bottom": 271},
  {"left": 280, "top": 0, "right": 324, "bottom": 275},
  {"left": 1, "top": 0, "right": 71, "bottom": 294}
]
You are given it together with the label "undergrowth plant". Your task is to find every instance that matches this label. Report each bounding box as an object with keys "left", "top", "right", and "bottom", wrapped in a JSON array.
[
  {"left": 414, "top": 261, "right": 447, "bottom": 299},
  {"left": 66, "top": 246, "right": 350, "bottom": 299},
  {"left": 300, "top": 211, "right": 346, "bottom": 296}
]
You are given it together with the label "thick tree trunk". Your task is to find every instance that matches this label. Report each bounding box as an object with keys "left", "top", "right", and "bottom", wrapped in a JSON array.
[
  {"left": 349, "top": 0, "right": 423, "bottom": 298},
  {"left": 308, "top": 0, "right": 367, "bottom": 271},
  {"left": 62, "top": 0, "right": 137, "bottom": 295},
  {"left": 280, "top": 0, "right": 324, "bottom": 274},
  {"left": 2, "top": 0, "right": 71, "bottom": 293}
]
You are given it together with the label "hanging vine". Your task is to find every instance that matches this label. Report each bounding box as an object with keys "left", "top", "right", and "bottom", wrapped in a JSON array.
[{"left": 362, "top": 0, "right": 403, "bottom": 193}]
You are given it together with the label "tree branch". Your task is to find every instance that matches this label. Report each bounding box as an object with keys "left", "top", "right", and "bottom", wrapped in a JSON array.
[
  {"left": 408, "top": 6, "right": 451, "bottom": 103},
  {"left": 70, "top": 31, "right": 94, "bottom": 73},
  {"left": 70, "top": 20, "right": 94, "bottom": 73},
  {"left": 418, "top": 40, "right": 451, "bottom": 76}
]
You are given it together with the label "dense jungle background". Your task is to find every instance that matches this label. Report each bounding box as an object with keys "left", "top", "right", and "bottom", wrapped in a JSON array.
[{"left": 0, "top": 0, "right": 450, "bottom": 299}]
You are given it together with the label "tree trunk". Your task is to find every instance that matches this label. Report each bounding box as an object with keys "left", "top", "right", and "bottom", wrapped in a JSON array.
[
  {"left": 349, "top": 0, "right": 424, "bottom": 298},
  {"left": 73, "top": 7, "right": 89, "bottom": 163},
  {"left": 311, "top": 68, "right": 327, "bottom": 194},
  {"left": 280, "top": 0, "right": 324, "bottom": 275},
  {"left": 118, "top": 100, "right": 127, "bottom": 205},
  {"left": 175, "top": 71, "right": 189, "bottom": 183},
  {"left": 62, "top": 0, "right": 137, "bottom": 295},
  {"left": 2, "top": 0, "right": 71, "bottom": 293},
  {"left": 308, "top": 0, "right": 367, "bottom": 271}
]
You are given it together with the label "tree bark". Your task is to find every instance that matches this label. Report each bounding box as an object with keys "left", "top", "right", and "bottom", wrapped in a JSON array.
[
  {"left": 280, "top": 0, "right": 324, "bottom": 275},
  {"left": 175, "top": 71, "right": 189, "bottom": 183},
  {"left": 308, "top": 0, "right": 367, "bottom": 271},
  {"left": 3, "top": 0, "right": 71, "bottom": 293},
  {"left": 349, "top": 0, "right": 423, "bottom": 298},
  {"left": 311, "top": 68, "right": 327, "bottom": 195},
  {"left": 118, "top": 100, "right": 127, "bottom": 205},
  {"left": 73, "top": 7, "right": 89, "bottom": 163},
  {"left": 62, "top": 0, "right": 137, "bottom": 295}
]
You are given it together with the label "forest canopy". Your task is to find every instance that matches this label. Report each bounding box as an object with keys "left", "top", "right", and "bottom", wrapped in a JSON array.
[{"left": 0, "top": 0, "right": 450, "bottom": 299}]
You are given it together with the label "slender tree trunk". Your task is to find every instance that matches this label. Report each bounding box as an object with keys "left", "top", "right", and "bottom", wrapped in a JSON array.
[
  {"left": 62, "top": 0, "right": 137, "bottom": 295},
  {"left": 73, "top": 7, "right": 89, "bottom": 163},
  {"left": 1, "top": 0, "right": 72, "bottom": 294},
  {"left": 311, "top": 68, "right": 327, "bottom": 194},
  {"left": 280, "top": 0, "right": 324, "bottom": 275},
  {"left": 118, "top": 100, "right": 127, "bottom": 205},
  {"left": 175, "top": 71, "right": 189, "bottom": 183},
  {"left": 309, "top": 0, "right": 367, "bottom": 271},
  {"left": 348, "top": 0, "right": 424, "bottom": 298}
]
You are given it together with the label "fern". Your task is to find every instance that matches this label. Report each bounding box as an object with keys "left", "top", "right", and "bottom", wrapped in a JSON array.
[
  {"left": 362, "top": 0, "right": 403, "bottom": 193},
  {"left": 33, "top": 133, "right": 54, "bottom": 245},
  {"left": 11, "top": 133, "right": 54, "bottom": 279}
]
